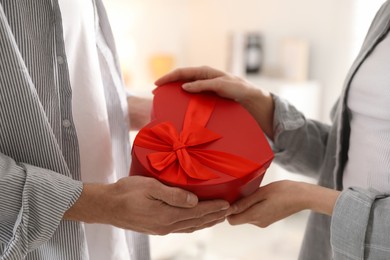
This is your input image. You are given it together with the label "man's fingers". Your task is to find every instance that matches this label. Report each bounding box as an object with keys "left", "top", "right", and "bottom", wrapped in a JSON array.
[
  {"left": 155, "top": 66, "right": 224, "bottom": 86},
  {"left": 169, "top": 209, "right": 228, "bottom": 233},
  {"left": 148, "top": 200, "right": 229, "bottom": 235},
  {"left": 149, "top": 184, "right": 198, "bottom": 208},
  {"left": 174, "top": 217, "right": 226, "bottom": 234},
  {"left": 160, "top": 199, "right": 229, "bottom": 229}
]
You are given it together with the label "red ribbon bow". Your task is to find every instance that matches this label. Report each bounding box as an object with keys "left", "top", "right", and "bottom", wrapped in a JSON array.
[{"left": 134, "top": 94, "right": 261, "bottom": 184}]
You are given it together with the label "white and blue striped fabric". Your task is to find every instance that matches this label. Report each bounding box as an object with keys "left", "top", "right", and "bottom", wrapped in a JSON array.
[{"left": 0, "top": 0, "right": 149, "bottom": 259}]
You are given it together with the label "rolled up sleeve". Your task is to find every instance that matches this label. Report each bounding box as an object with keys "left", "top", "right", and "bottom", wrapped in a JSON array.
[
  {"left": 0, "top": 153, "right": 83, "bottom": 259},
  {"left": 331, "top": 187, "right": 390, "bottom": 260},
  {"left": 270, "top": 94, "right": 332, "bottom": 177}
]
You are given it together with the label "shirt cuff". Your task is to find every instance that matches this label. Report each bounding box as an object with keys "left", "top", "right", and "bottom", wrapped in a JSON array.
[
  {"left": 2, "top": 163, "right": 83, "bottom": 258},
  {"left": 270, "top": 94, "right": 305, "bottom": 151},
  {"left": 330, "top": 187, "right": 384, "bottom": 259},
  {"left": 272, "top": 94, "right": 306, "bottom": 136}
]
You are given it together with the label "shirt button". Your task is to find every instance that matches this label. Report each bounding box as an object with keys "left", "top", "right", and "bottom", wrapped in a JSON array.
[
  {"left": 57, "top": 56, "right": 65, "bottom": 64},
  {"left": 62, "top": 119, "right": 71, "bottom": 128}
]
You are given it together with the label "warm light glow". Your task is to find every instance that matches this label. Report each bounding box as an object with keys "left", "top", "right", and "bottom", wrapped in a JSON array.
[{"left": 148, "top": 54, "right": 175, "bottom": 81}]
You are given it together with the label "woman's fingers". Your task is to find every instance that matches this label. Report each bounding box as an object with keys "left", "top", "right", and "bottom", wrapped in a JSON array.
[{"left": 155, "top": 66, "right": 225, "bottom": 86}]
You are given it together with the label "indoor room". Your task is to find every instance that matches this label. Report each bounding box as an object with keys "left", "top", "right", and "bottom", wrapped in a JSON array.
[
  {"left": 102, "top": 0, "right": 386, "bottom": 259},
  {"left": 1, "top": 1, "right": 389, "bottom": 259}
]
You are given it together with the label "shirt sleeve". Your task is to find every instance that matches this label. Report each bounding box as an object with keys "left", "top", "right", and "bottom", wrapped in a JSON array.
[
  {"left": 0, "top": 152, "right": 83, "bottom": 259},
  {"left": 270, "top": 94, "right": 332, "bottom": 178},
  {"left": 331, "top": 187, "right": 390, "bottom": 259}
]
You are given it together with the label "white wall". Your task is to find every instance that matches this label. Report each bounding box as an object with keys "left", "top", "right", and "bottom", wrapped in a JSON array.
[
  {"left": 104, "top": 0, "right": 385, "bottom": 120},
  {"left": 182, "top": 0, "right": 386, "bottom": 121},
  {"left": 185, "top": 0, "right": 353, "bottom": 120}
]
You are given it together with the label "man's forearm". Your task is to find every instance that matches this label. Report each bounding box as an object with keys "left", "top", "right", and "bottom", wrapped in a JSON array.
[
  {"left": 127, "top": 95, "right": 152, "bottom": 131},
  {"left": 63, "top": 183, "right": 111, "bottom": 224},
  {"left": 62, "top": 176, "right": 230, "bottom": 235}
]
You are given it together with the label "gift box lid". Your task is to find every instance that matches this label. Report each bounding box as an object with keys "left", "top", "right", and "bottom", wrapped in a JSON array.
[{"left": 131, "top": 81, "right": 274, "bottom": 189}]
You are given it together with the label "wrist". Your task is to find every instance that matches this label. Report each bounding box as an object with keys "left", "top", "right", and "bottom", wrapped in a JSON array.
[
  {"left": 301, "top": 182, "right": 341, "bottom": 216},
  {"left": 238, "top": 84, "right": 268, "bottom": 107},
  {"left": 63, "top": 183, "right": 113, "bottom": 224},
  {"left": 239, "top": 87, "right": 275, "bottom": 139}
]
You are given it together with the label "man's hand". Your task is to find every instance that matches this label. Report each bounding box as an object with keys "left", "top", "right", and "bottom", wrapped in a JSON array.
[{"left": 64, "top": 176, "right": 230, "bottom": 235}]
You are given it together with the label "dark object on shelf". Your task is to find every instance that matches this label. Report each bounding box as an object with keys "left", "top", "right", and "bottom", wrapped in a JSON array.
[{"left": 245, "top": 33, "right": 263, "bottom": 74}]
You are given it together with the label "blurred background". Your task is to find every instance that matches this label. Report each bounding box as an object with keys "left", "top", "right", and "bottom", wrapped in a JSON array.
[{"left": 102, "top": 0, "right": 386, "bottom": 259}]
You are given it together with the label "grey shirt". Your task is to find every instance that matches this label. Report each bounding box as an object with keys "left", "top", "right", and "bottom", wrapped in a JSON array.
[
  {"left": 272, "top": 1, "right": 390, "bottom": 259},
  {"left": 0, "top": 1, "right": 149, "bottom": 259}
]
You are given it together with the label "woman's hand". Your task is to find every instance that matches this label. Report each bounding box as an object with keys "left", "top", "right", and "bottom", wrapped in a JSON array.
[
  {"left": 156, "top": 66, "right": 275, "bottom": 139},
  {"left": 227, "top": 180, "right": 341, "bottom": 228},
  {"left": 156, "top": 66, "right": 256, "bottom": 102}
]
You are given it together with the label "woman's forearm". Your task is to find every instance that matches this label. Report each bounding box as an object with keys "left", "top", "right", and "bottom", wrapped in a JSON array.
[
  {"left": 301, "top": 182, "right": 341, "bottom": 216},
  {"left": 238, "top": 87, "right": 275, "bottom": 140}
]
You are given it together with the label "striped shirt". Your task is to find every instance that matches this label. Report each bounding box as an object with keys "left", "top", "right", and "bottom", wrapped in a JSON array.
[
  {"left": 343, "top": 29, "right": 390, "bottom": 192},
  {"left": 0, "top": 0, "right": 149, "bottom": 259}
]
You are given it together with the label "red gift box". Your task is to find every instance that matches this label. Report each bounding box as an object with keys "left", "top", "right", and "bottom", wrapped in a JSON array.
[{"left": 130, "top": 82, "right": 273, "bottom": 203}]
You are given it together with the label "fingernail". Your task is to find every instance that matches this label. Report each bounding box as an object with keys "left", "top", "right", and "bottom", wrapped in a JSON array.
[
  {"left": 231, "top": 204, "right": 239, "bottom": 213},
  {"left": 186, "top": 193, "right": 198, "bottom": 205},
  {"left": 182, "top": 83, "right": 191, "bottom": 89},
  {"left": 221, "top": 203, "right": 230, "bottom": 210},
  {"left": 226, "top": 207, "right": 234, "bottom": 216}
]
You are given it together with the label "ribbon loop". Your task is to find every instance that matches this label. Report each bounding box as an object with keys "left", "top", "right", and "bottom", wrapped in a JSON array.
[{"left": 134, "top": 93, "right": 261, "bottom": 184}]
